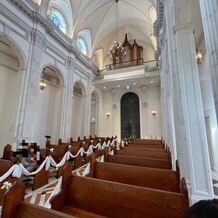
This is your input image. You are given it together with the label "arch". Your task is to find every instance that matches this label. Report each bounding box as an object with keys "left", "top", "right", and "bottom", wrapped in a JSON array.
[
  {"left": 148, "top": 6, "right": 157, "bottom": 23},
  {"left": 150, "top": 34, "right": 157, "bottom": 50},
  {"left": 90, "top": 91, "right": 99, "bottom": 137},
  {"left": 50, "top": 9, "right": 68, "bottom": 34},
  {"left": 120, "top": 92, "right": 140, "bottom": 139},
  {"left": 71, "top": 80, "right": 86, "bottom": 139},
  {"left": 91, "top": 90, "right": 99, "bottom": 102},
  {"left": 72, "top": 80, "right": 86, "bottom": 97},
  {"left": 40, "top": 64, "right": 65, "bottom": 87},
  {"left": 76, "top": 29, "right": 92, "bottom": 57},
  {"left": 44, "top": 0, "right": 74, "bottom": 37},
  {"left": 76, "top": 36, "right": 88, "bottom": 56},
  {"left": 0, "top": 34, "right": 26, "bottom": 69},
  {"left": 0, "top": 36, "right": 26, "bottom": 155},
  {"left": 35, "top": 65, "right": 64, "bottom": 145}
]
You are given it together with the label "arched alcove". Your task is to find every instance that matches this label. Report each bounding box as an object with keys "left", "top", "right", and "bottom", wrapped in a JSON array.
[
  {"left": 90, "top": 91, "right": 99, "bottom": 137},
  {"left": 0, "top": 39, "right": 24, "bottom": 155},
  {"left": 35, "top": 66, "right": 64, "bottom": 145},
  {"left": 121, "top": 92, "right": 140, "bottom": 139},
  {"left": 71, "top": 82, "right": 85, "bottom": 139}
]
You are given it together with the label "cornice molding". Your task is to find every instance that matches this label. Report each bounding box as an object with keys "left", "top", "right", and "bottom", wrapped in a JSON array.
[{"left": 9, "top": 0, "right": 98, "bottom": 75}]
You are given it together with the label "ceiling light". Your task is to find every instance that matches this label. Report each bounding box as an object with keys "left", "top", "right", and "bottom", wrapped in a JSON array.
[
  {"left": 39, "top": 78, "right": 46, "bottom": 91},
  {"left": 196, "top": 49, "right": 203, "bottom": 65},
  {"left": 151, "top": 81, "right": 153, "bottom": 83}
]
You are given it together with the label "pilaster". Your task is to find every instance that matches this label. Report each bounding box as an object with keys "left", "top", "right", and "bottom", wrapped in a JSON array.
[
  {"left": 83, "top": 72, "right": 92, "bottom": 137},
  {"left": 174, "top": 23, "right": 213, "bottom": 201},
  {"left": 22, "top": 29, "right": 45, "bottom": 140},
  {"left": 60, "top": 57, "right": 75, "bottom": 141}
]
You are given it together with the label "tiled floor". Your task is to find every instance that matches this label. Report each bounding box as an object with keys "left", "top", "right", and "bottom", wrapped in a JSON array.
[{"left": 24, "top": 177, "right": 58, "bottom": 207}]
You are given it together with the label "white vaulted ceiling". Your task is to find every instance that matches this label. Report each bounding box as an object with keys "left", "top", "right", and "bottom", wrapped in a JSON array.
[{"left": 44, "top": 0, "right": 157, "bottom": 63}]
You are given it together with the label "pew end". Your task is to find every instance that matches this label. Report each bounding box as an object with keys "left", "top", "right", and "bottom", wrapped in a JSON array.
[{"left": 1, "top": 181, "right": 25, "bottom": 218}]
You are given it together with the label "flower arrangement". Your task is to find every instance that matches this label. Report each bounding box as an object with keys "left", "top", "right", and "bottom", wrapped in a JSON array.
[{"left": 1, "top": 181, "right": 12, "bottom": 190}]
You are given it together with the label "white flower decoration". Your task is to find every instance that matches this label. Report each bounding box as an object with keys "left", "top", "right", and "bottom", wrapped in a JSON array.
[
  {"left": 1, "top": 181, "right": 12, "bottom": 190},
  {"left": 50, "top": 148, "right": 54, "bottom": 152}
]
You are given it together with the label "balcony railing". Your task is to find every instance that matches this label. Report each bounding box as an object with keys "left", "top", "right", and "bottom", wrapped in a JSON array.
[{"left": 102, "top": 59, "right": 157, "bottom": 72}]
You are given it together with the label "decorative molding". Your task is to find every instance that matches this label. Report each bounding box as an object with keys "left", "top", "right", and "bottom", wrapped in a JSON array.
[
  {"left": 66, "top": 57, "right": 76, "bottom": 69},
  {"left": 0, "top": 3, "right": 30, "bottom": 39},
  {"left": 9, "top": 0, "right": 99, "bottom": 75},
  {"left": 30, "top": 29, "right": 46, "bottom": 49},
  {"left": 156, "top": 0, "right": 165, "bottom": 63}
]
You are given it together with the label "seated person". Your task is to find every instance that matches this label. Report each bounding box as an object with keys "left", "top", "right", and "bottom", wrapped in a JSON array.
[{"left": 187, "top": 198, "right": 218, "bottom": 218}]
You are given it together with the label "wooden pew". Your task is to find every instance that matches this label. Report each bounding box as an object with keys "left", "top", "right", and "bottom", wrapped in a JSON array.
[
  {"left": 107, "top": 154, "right": 172, "bottom": 169},
  {"left": 115, "top": 147, "right": 170, "bottom": 159},
  {"left": 0, "top": 144, "right": 13, "bottom": 160},
  {"left": 50, "top": 164, "right": 189, "bottom": 218},
  {"left": 0, "top": 159, "right": 12, "bottom": 176},
  {"left": 127, "top": 142, "right": 164, "bottom": 149},
  {"left": 89, "top": 161, "right": 180, "bottom": 192},
  {"left": 1, "top": 182, "right": 77, "bottom": 218},
  {"left": 0, "top": 158, "right": 19, "bottom": 205},
  {"left": 133, "top": 139, "right": 163, "bottom": 145}
]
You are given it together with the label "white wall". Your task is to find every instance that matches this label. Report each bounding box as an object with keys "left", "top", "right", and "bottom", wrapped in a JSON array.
[
  {"left": 90, "top": 101, "right": 97, "bottom": 137},
  {"left": 198, "top": 51, "right": 218, "bottom": 173},
  {"left": 72, "top": 94, "right": 84, "bottom": 139},
  {"left": 35, "top": 83, "right": 63, "bottom": 146},
  {"left": 100, "top": 85, "right": 162, "bottom": 140},
  {"left": 0, "top": 45, "right": 19, "bottom": 156},
  {"left": 101, "top": 91, "right": 114, "bottom": 137},
  {"left": 144, "top": 86, "right": 162, "bottom": 139}
]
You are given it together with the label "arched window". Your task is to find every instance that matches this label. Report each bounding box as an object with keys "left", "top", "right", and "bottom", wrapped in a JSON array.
[
  {"left": 50, "top": 10, "right": 67, "bottom": 34},
  {"left": 148, "top": 6, "right": 157, "bottom": 24},
  {"left": 76, "top": 37, "right": 88, "bottom": 55}
]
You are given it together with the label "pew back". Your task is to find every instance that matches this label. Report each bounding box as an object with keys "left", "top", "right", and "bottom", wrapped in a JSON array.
[
  {"left": 107, "top": 154, "right": 172, "bottom": 169},
  {"left": 91, "top": 161, "right": 180, "bottom": 192},
  {"left": 115, "top": 148, "right": 170, "bottom": 159},
  {"left": 64, "top": 175, "right": 188, "bottom": 218},
  {"left": 0, "top": 159, "right": 12, "bottom": 176}
]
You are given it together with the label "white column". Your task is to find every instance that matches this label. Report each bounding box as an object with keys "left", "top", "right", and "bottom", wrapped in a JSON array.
[
  {"left": 159, "top": 41, "right": 177, "bottom": 170},
  {"left": 60, "top": 58, "right": 74, "bottom": 141},
  {"left": 83, "top": 73, "right": 92, "bottom": 137},
  {"left": 22, "top": 30, "right": 44, "bottom": 140},
  {"left": 12, "top": 67, "right": 27, "bottom": 148},
  {"left": 199, "top": 0, "right": 218, "bottom": 120},
  {"left": 174, "top": 23, "right": 213, "bottom": 202}
]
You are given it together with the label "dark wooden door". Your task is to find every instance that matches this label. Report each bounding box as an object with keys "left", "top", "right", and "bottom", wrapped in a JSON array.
[{"left": 121, "top": 92, "right": 140, "bottom": 139}]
